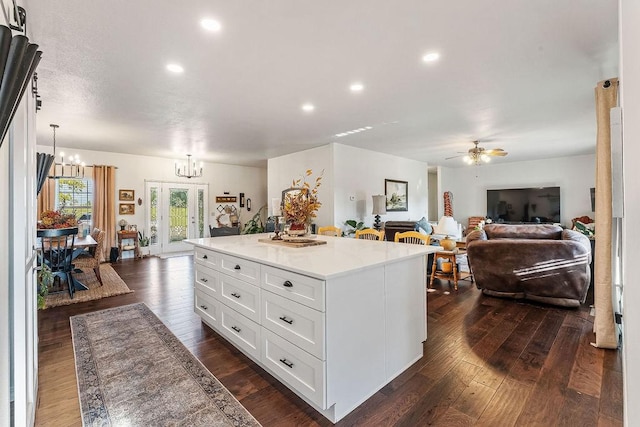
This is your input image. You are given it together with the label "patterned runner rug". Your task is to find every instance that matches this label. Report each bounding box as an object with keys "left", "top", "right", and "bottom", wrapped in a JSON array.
[{"left": 70, "top": 303, "right": 261, "bottom": 426}]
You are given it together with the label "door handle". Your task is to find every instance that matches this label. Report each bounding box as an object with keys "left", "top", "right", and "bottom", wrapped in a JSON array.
[
  {"left": 231, "top": 326, "right": 241, "bottom": 333},
  {"left": 283, "top": 280, "right": 293, "bottom": 288},
  {"left": 231, "top": 293, "right": 241, "bottom": 299},
  {"left": 279, "top": 316, "right": 293, "bottom": 325},
  {"left": 234, "top": 264, "right": 241, "bottom": 270}
]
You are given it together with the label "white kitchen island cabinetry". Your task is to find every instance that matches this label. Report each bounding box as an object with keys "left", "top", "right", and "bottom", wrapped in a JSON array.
[{"left": 186, "top": 234, "right": 438, "bottom": 423}]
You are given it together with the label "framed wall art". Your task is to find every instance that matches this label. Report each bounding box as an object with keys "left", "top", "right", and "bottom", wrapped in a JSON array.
[
  {"left": 385, "top": 179, "right": 408, "bottom": 211},
  {"left": 119, "top": 203, "right": 135, "bottom": 215},
  {"left": 119, "top": 189, "right": 135, "bottom": 201}
]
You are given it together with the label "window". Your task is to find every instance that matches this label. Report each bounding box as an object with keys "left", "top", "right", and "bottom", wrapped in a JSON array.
[{"left": 55, "top": 178, "right": 93, "bottom": 225}]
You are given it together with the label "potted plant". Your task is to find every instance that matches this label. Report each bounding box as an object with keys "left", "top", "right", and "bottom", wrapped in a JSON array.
[
  {"left": 344, "top": 219, "right": 365, "bottom": 237},
  {"left": 242, "top": 205, "right": 266, "bottom": 234},
  {"left": 37, "top": 263, "right": 52, "bottom": 310},
  {"left": 138, "top": 231, "right": 150, "bottom": 257},
  {"left": 282, "top": 169, "right": 323, "bottom": 236}
]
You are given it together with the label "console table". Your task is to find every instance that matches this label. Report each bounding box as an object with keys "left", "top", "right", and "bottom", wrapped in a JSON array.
[{"left": 185, "top": 234, "right": 438, "bottom": 423}]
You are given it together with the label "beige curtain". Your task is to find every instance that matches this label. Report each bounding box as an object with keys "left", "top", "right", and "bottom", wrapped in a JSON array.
[
  {"left": 36, "top": 175, "right": 55, "bottom": 219},
  {"left": 93, "top": 165, "right": 116, "bottom": 262},
  {"left": 593, "top": 78, "right": 618, "bottom": 349}
]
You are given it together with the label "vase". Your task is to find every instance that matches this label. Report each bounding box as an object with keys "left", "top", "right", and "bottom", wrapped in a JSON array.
[
  {"left": 287, "top": 223, "right": 308, "bottom": 236},
  {"left": 440, "top": 235, "right": 457, "bottom": 251}
]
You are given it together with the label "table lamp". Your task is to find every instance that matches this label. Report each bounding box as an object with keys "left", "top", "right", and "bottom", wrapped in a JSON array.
[
  {"left": 372, "top": 195, "right": 387, "bottom": 231},
  {"left": 434, "top": 216, "right": 459, "bottom": 251}
]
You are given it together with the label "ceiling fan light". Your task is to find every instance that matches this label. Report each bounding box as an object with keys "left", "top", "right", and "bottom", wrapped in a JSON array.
[
  {"left": 462, "top": 155, "right": 470, "bottom": 164},
  {"left": 481, "top": 154, "right": 490, "bottom": 162}
]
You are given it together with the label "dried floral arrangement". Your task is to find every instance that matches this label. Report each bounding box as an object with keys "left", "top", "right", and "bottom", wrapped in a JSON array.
[
  {"left": 283, "top": 169, "right": 323, "bottom": 226},
  {"left": 38, "top": 210, "right": 77, "bottom": 229}
]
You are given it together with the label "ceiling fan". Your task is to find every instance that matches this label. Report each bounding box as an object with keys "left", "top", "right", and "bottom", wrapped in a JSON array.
[{"left": 446, "top": 140, "right": 508, "bottom": 165}]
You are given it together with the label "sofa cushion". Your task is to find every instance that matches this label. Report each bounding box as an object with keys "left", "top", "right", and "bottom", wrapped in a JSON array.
[{"left": 484, "top": 223, "right": 562, "bottom": 240}]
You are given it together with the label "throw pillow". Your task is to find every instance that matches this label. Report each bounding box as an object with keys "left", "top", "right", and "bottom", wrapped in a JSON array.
[{"left": 416, "top": 217, "right": 432, "bottom": 235}]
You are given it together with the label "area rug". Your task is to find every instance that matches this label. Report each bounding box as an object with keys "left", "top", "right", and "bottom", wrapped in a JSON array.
[
  {"left": 44, "top": 264, "right": 133, "bottom": 309},
  {"left": 70, "top": 303, "right": 261, "bottom": 426}
]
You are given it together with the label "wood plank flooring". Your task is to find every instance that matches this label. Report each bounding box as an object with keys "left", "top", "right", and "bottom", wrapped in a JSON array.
[{"left": 35, "top": 256, "right": 623, "bottom": 426}]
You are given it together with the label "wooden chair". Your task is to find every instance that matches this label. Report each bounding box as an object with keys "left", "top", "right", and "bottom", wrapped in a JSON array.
[
  {"left": 394, "top": 230, "right": 431, "bottom": 245},
  {"left": 355, "top": 229, "right": 384, "bottom": 241},
  {"left": 317, "top": 226, "right": 341, "bottom": 237},
  {"left": 37, "top": 227, "right": 79, "bottom": 298},
  {"left": 74, "top": 229, "right": 105, "bottom": 286}
]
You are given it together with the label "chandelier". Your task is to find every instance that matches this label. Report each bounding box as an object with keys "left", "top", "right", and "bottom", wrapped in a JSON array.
[
  {"left": 47, "top": 124, "right": 86, "bottom": 179},
  {"left": 175, "top": 154, "right": 203, "bottom": 179}
]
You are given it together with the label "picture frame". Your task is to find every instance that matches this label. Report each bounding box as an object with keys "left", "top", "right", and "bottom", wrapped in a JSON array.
[
  {"left": 128, "top": 224, "right": 137, "bottom": 232},
  {"left": 119, "top": 203, "right": 135, "bottom": 215},
  {"left": 119, "top": 189, "right": 135, "bottom": 201},
  {"left": 385, "top": 179, "right": 408, "bottom": 211}
]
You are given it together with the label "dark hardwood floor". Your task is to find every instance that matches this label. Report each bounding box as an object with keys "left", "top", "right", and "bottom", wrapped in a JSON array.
[{"left": 35, "top": 256, "right": 623, "bottom": 426}]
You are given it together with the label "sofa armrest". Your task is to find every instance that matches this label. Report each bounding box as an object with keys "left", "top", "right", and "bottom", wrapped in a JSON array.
[{"left": 562, "top": 229, "right": 592, "bottom": 263}]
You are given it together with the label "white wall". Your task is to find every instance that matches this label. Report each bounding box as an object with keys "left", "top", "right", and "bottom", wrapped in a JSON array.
[
  {"left": 36, "top": 145, "right": 268, "bottom": 231},
  {"left": 267, "top": 143, "right": 429, "bottom": 233},
  {"left": 620, "top": 1, "right": 639, "bottom": 424},
  {"left": 439, "top": 154, "right": 595, "bottom": 229},
  {"left": 267, "top": 145, "right": 335, "bottom": 228},
  {"left": 333, "top": 144, "right": 429, "bottom": 229}
]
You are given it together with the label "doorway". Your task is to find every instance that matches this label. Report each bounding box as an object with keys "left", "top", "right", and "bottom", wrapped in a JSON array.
[{"left": 145, "top": 181, "right": 209, "bottom": 254}]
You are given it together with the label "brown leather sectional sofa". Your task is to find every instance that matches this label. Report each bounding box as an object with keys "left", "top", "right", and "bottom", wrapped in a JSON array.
[{"left": 466, "top": 224, "right": 592, "bottom": 307}]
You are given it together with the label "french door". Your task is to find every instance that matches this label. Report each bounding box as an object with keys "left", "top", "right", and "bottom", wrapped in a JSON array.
[{"left": 145, "top": 181, "right": 209, "bottom": 254}]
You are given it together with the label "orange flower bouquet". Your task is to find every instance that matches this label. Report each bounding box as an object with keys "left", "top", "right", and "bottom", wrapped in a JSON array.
[
  {"left": 283, "top": 169, "right": 323, "bottom": 232},
  {"left": 38, "top": 210, "right": 77, "bottom": 229}
]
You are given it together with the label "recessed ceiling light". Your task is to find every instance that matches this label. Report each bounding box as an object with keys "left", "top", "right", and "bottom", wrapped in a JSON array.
[
  {"left": 201, "top": 18, "right": 222, "bottom": 32},
  {"left": 301, "top": 103, "right": 315, "bottom": 112},
  {"left": 166, "top": 63, "right": 184, "bottom": 73},
  {"left": 422, "top": 52, "right": 440, "bottom": 63},
  {"left": 350, "top": 83, "right": 364, "bottom": 92}
]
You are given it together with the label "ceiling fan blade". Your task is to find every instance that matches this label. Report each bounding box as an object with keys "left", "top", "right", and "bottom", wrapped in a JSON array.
[
  {"left": 488, "top": 151, "right": 508, "bottom": 157},
  {"left": 445, "top": 154, "right": 465, "bottom": 160}
]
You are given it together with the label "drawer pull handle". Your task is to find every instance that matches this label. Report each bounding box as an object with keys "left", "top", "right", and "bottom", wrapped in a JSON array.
[
  {"left": 279, "top": 316, "right": 293, "bottom": 325},
  {"left": 279, "top": 358, "right": 294, "bottom": 368},
  {"left": 283, "top": 280, "right": 293, "bottom": 288},
  {"left": 202, "top": 254, "right": 208, "bottom": 259},
  {"left": 201, "top": 278, "right": 208, "bottom": 283},
  {"left": 231, "top": 326, "right": 241, "bottom": 333},
  {"left": 200, "top": 304, "right": 208, "bottom": 310},
  {"left": 234, "top": 264, "right": 241, "bottom": 270},
  {"left": 231, "top": 292, "right": 241, "bottom": 299}
]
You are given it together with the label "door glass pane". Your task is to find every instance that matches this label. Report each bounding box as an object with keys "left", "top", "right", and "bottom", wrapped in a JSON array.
[
  {"left": 169, "top": 188, "right": 188, "bottom": 242},
  {"left": 150, "top": 187, "right": 158, "bottom": 245},
  {"left": 198, "top": 189, "right": 204, "bottom": 238}
]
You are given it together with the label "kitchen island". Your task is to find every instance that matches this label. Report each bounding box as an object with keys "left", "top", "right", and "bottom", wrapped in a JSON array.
[{"left": 185, "top": 233, "right": 439, "bottom": 423}]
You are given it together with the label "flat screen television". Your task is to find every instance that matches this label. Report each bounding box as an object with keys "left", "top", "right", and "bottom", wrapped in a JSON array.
[{"left": 487, "top": 187, "right": 560, "bottom": 224}]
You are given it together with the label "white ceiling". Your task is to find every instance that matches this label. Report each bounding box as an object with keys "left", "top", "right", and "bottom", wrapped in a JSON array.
[{"left": 27, "top": 1, "right": 618, "bottom": 168}]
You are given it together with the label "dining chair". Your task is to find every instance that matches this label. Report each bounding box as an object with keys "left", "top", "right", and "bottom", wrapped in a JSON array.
[
  {"left": 37, "top": 227, "right": 79, "bottom": 298},
  {"left": 355, "top": 229, "right": 385, "bottom": 241},
  {"left": 317, "top": 226, "right": 341, "bottom": 237},
  {"left": 74, "top": 229, "right": 105, "bottom": 286},
  {"left": 394, "top": 230, "right": 431, "bottom": 245},
  {"left": 210, "top": 226, "right": 240, "bottom": 237}
]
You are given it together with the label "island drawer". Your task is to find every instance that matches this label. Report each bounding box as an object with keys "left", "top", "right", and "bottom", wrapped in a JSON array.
[
  {"left": 195, "top": 289, "right": 220, "bottom": 328},
  {"left": 262, "top": 290, "right": 325, "bottom": 360},
  {"left": 219, "top": 254, "right": 260, "bottom": 285},
  {"left": 219, "top": 303, "right": 261, "bottom": 361},
  {"left": 194, "top": 247, "right": 219, "bottom": 270},
  {"left": 220, "top": 274, "right": 261, "bottom": 323},
  {"left": 261, "top": 265, "right": 325, "bottom": 311},
  {"left": 195, "top": 265, "right": 219, "bottom": 297},
  {"left": 262, "top": 327, "right": 326, "bottom": 409}
]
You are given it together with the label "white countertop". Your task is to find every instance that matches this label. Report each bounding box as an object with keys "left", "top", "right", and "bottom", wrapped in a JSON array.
[{"left": 185, "top": 233, "right": 440, "bottom": 280}]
